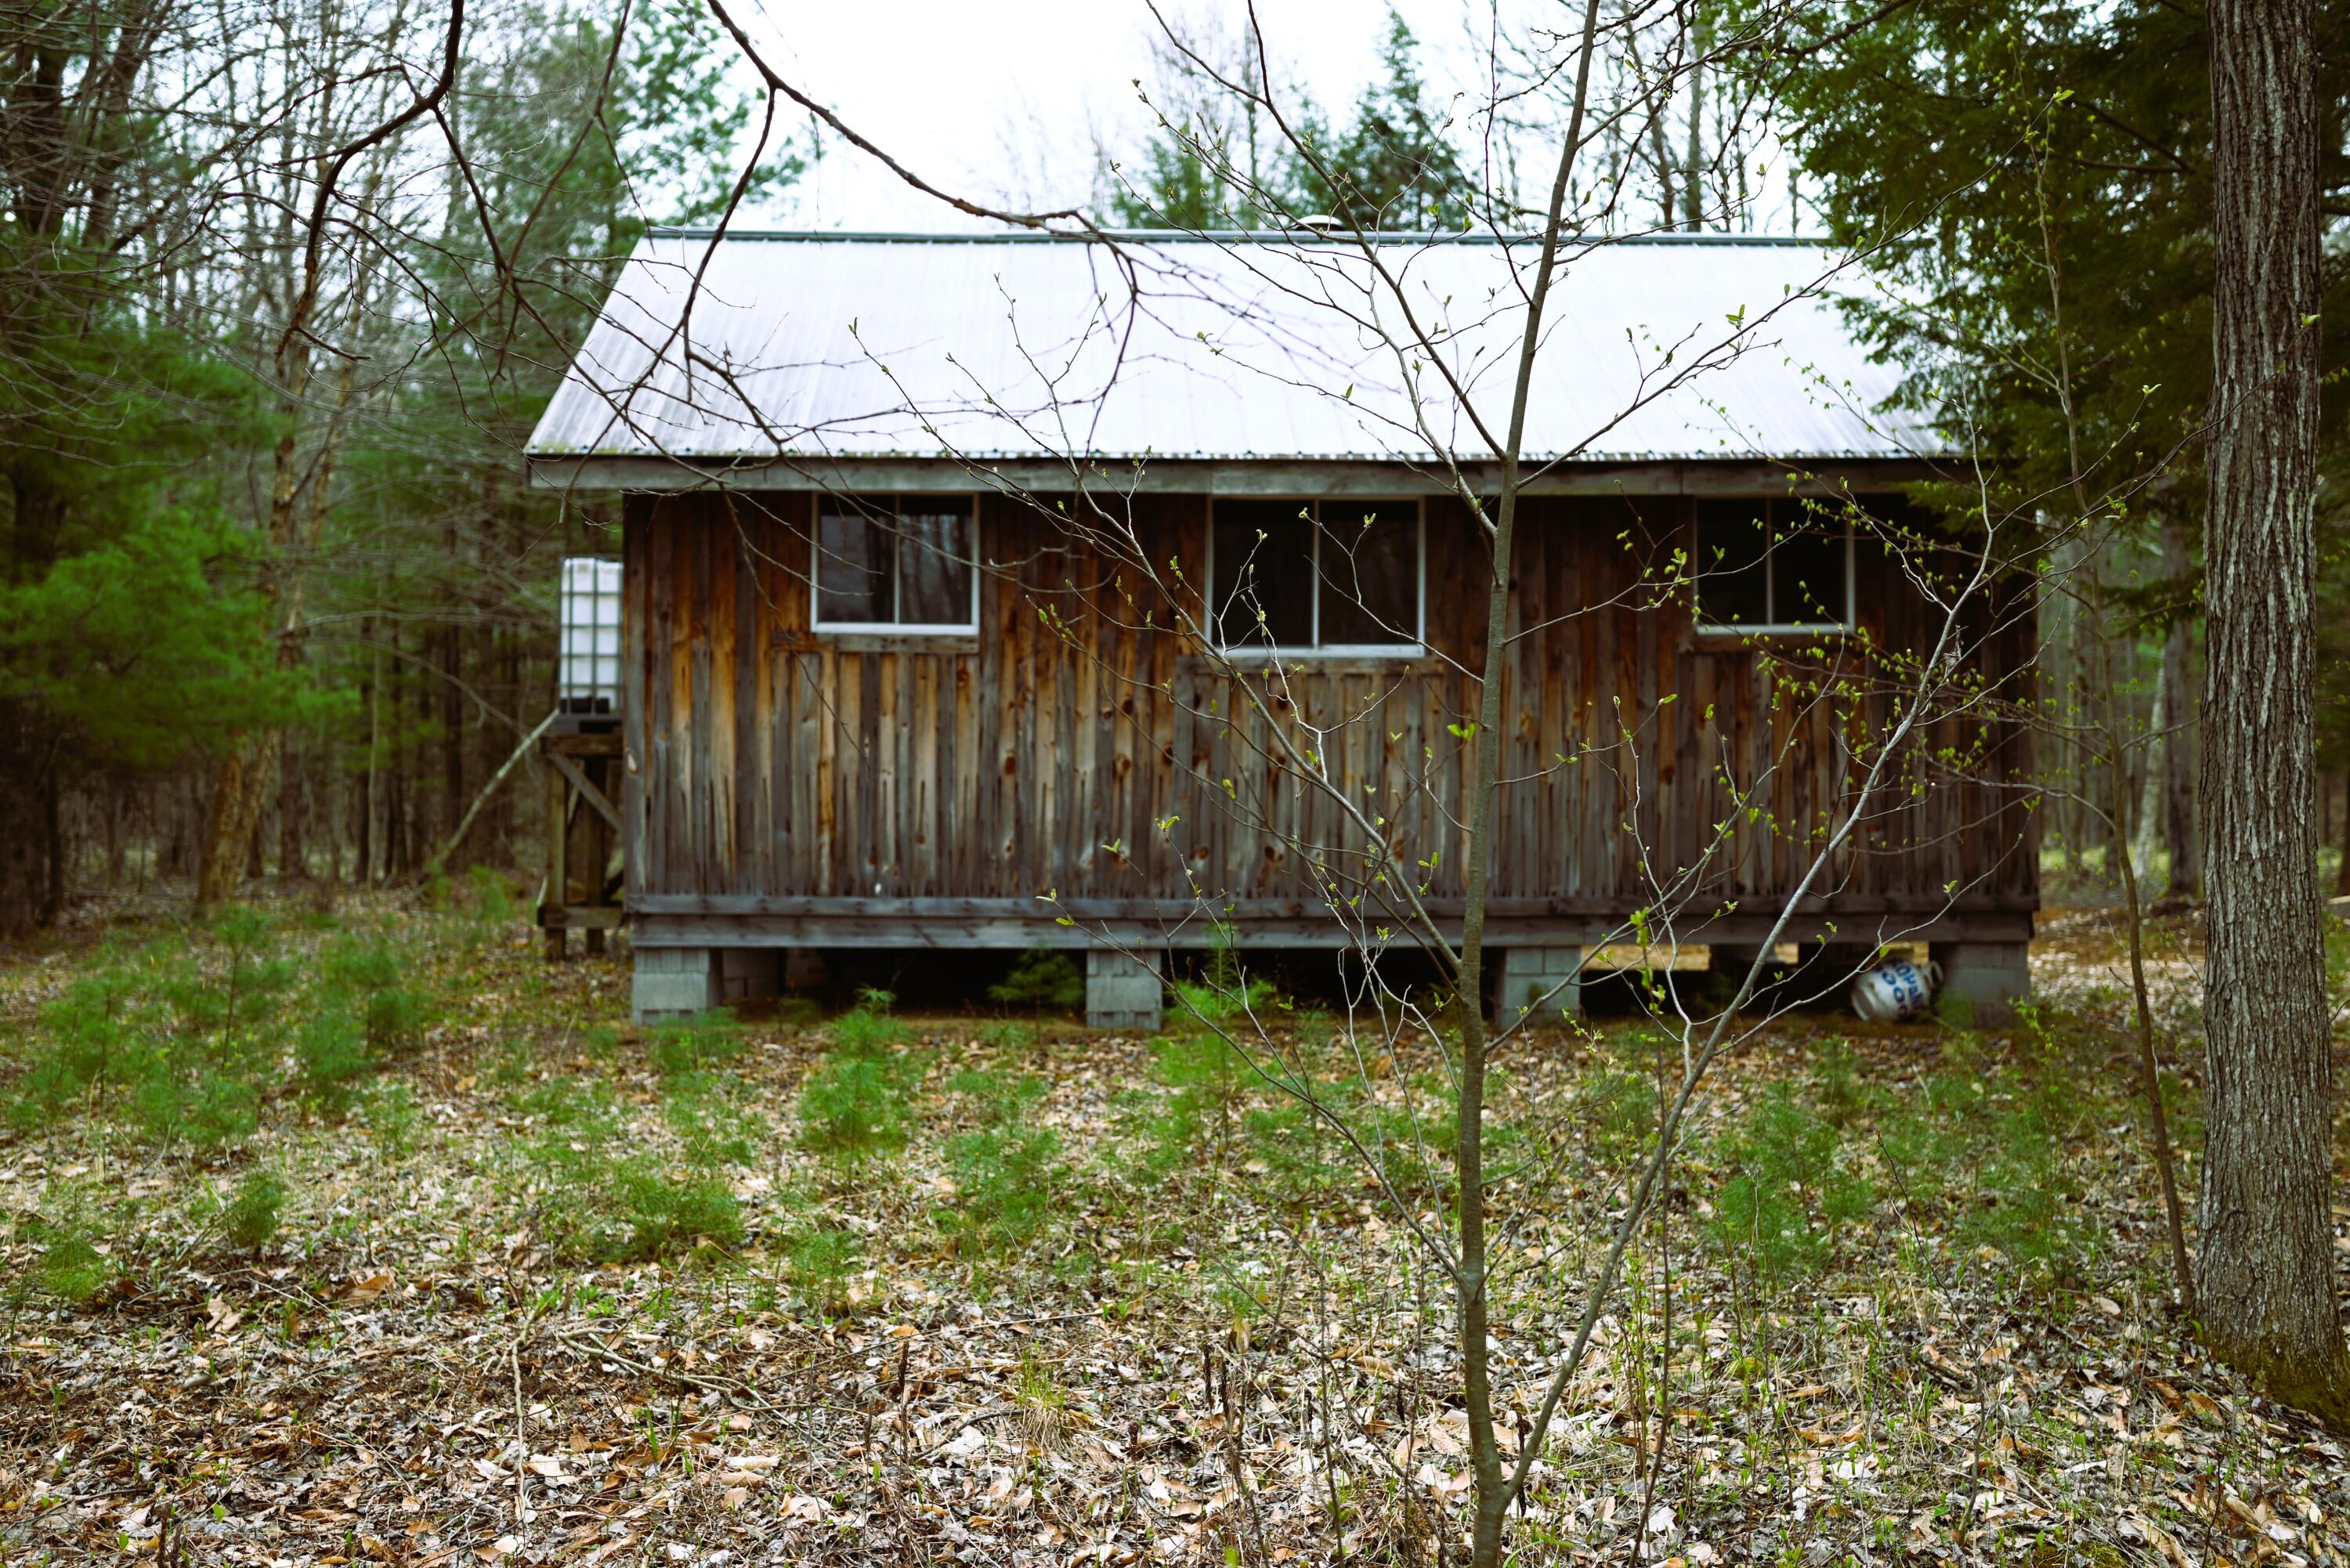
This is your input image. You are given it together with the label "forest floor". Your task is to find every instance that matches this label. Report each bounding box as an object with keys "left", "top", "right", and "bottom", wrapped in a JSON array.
[{"left": 0, "top": 887, "right": 2346, "bottom": 1567}]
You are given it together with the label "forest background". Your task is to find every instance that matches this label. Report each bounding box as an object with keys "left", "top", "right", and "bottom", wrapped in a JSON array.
[{"left": 2, "top": 0, "right": 2348, "bottom": 924}]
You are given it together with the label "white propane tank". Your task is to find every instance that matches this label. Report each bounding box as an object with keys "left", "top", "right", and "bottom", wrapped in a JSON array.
[{"left": 1851, "top": 956, "right": 1940, "bottom": 1022}]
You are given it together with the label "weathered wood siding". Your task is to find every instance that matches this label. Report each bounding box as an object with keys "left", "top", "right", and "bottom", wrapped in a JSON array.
[{"left": 622, "top": 490, "right": 2037, "bottom": 945}]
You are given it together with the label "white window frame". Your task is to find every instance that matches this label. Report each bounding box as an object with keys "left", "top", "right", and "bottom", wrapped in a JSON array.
[
  {"left": 810, "top": 492, "right": 982, "bottom": 635},
  {"left": 1691, "top": 498, "right": 1856, "bottom": 636},
  {"left": 1207, "top": 497, "right": 1426, "bottom": 656}
]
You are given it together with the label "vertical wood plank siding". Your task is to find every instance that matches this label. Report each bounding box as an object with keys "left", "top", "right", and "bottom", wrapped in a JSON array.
[{"left": 622, "top": 492, "right": 2038, "bottom": 923}]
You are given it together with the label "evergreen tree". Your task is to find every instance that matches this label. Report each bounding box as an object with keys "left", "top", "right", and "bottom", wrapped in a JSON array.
[
  {"left": 1110, "top": 127, "right": 1256, "bottom": 229},
  {"left": 0, "top": 0, "right": 314, "bottom": 930},
  {"left": 1110, "top": 9, "right": 1469, "bottom": 232},
  {"left": 1293, "top": 10, "right": 1473, "bottom": 229}
]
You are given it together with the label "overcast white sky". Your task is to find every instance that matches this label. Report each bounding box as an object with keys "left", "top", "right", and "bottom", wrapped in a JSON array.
[{"left": 728, "top": 0, "right": 1497, "bottom": 230}]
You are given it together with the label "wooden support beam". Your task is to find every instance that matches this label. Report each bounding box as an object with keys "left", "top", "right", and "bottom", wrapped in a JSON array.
[
  {"left": 548, "top": 749, "right": 622, "bottom": 833},
  {"left": 538, "top": 905, "right": 624, "bottom": 930},
  {"left": 543, "top": 759, "right": 568, "bottom": 962},
  {"left": 630, "top": 907, "right": 2032, "bottom": 950}
]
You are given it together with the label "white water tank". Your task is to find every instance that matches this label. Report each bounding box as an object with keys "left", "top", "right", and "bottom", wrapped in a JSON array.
[{"left": 557, "top": 556, "right": 621, "bottom": 731}]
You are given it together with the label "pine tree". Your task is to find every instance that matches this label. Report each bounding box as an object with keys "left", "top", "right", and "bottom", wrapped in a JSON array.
[
  {"left": 1110, "top": 9, "right": 1470, "bottom": 233},
  {"left": 1298, "top": 10, "right": 1473, "bottom": 229}
]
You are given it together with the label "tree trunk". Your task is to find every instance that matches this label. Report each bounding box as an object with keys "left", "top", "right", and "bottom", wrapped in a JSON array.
[
  {"left": 192, "top": 162, "right": 379, "bottom": 912},
  {"left": 2198, "top": 0, "right": 2350, "bottom": 1425},
  {"left": 2337, "top": 771, "right": 2350, "bottom": 895},
  {"left": 2160, "top": 512, "right": 2200, "bottom": 895},
  {"left": 197, "top": 739, "right": 268, "bottom": 906},
  {"left": 1681, "top": 46, "right": 1703, "bottom": 231},
  {"left": 279, "top": 728, "right": 306, "bottom": 881},
  {"left": 2132, "top": 659, "right": 2167, "bottom": 883},
  {"left": 0, "top": 704, "right": 42, "bottom": 940}
]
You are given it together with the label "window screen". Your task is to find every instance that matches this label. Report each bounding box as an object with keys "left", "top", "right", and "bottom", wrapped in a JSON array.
[
  {"left": 815, "top": 495, "right": 975, "bottom": 630},
  {"left": 1211, "top": 499, "right": 1422, "bottom": 652},
  {"left": 1694, "top": 497, "right": 1851, "bottom": 630}
]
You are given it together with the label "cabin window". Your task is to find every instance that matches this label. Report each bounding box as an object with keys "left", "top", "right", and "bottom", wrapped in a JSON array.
[
  {"left": 1209, "top": 499, "right": 1423, "bottom": 653},
  {"left": 813, "top": 494, "right": 978, "bottom": 632},
  {"left": 1693, "top": 497, "right": 1853, "bottom": 632}
]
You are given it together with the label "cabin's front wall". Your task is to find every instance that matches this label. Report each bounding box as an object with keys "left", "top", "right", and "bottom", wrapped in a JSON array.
[{"left": 619, "top": 488, "right": 2038, "bottom": 974}]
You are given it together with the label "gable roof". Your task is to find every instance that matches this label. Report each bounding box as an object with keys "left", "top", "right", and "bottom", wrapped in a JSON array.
[{"left": 525, "top": 229, "right": 1925, "bottom": 486}]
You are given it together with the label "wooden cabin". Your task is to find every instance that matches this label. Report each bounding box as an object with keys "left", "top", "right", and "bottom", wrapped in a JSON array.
[{"left": 527, "top": 231, "right": 2037, "bottom": 1026}]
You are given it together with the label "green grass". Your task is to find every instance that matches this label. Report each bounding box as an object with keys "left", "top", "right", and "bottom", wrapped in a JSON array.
[{"left": 647, "top": 1009, "right": 747, "bottom": 1078}]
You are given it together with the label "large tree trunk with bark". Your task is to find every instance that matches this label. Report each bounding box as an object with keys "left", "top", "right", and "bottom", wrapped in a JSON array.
[{"left": 2197, "top": 0, "right": 2350, "bottom": 1425}]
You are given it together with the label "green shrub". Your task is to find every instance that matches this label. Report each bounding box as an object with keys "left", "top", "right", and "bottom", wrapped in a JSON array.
[
  {"left": 363, "top": 988, "right": 432, "bottom": 1053},
  {"left": 185, "top": 905, "right": 296, "bottom": 1040},
  {"left": 360, "top": 1081, "right": 421, "bottom": 1156},
  {"left": 941, "top": 1071, "right": 1061, "bottom": 1255},
  {"left": 1958, "top": 1105, "right": 2084, "bottom": 1277},
  {"left": 615, "top": 1168, "right": 743, "bottom": 1258},
  {"left": 1167, "top": 924, "right": 1274, "bottom": 1035},
  {"left": 130, "top": 1066, "right": 258, "bottom": 1150},
  {"left": 465, "top": 865, "right": 519, "bottom": 935},
  {"left": 298, "top": 1010, "right": 374, "bottom": 1111},
  {"left": 974, "top": 1019, "right": 1038, "bottom": 1050},
  {"left": 830, "top": 990, "right": 914, "bottom": 1055},
  {"left": 219, "top": 1169, "right": 287, "bottom": 1251},
  {"left": 800, "top": 1053, "right": 919, "bottom": 1165},
  {"left": 540, "top": 1166, "right": 743, "bottom": 1263},
  {"left": 320, "top": 936, "right": 403, "bottom": 995},
  {"left": 1707, "top": 1083, "right": 1874, "bottom": 1281},
  {"left": 516, "top": 1074, "right": 748, "bottom": 1263},
  {"left": 1811, "top": 1035, "right": 1870, "bottom": 1127},
  {"left": 34, "top": 1227, "right": 116, "bottom": 1305},
  {"left": 786, "top": 1226, "right": 862, "bottom": 1313},
  {"left": 517, "top": 1073, "right": 619, "bottom": 1129},
  {"left": 8, "top": 945, "right": 174, "bottom": 1127},
  {"left": 1882, "top": 1051, "right": 2096, "bottom": 1282},
  {"left": 663, "top": 1073, "right": 767, "bottom": 1168},
  {"left": 987, "top": 948, "right": 1085, "bottom": 1011},
  {"left": 1144, "top": 1031, "right": 1249, "bottom": 1176},
  {"left": 798, "top": 998, "right": 922, "bottom": 1168},
  {"left": 1579, "top": 1065, "right": 1660, "bottom": 1164},
  {"left": 1168, "top": 973, "right": 1277, "bottom": 1034},
  {"left": 1238, "top": 1098, "right": 1352, "bottom": 1207},
  {"left": 313, "top": 934, "right": 428, "bottom": 1079}
]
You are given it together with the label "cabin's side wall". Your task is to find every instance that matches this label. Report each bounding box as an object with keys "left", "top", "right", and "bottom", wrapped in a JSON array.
[{"left": 621, "top": 490, "right": 2036, "bottom": 966}]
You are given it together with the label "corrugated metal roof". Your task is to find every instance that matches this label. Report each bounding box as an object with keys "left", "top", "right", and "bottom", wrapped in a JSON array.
[{"left": 526, "top": 229, "right": 1924, "bottom": 468}]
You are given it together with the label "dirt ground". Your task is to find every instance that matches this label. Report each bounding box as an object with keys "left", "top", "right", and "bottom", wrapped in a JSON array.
[{"left": 0, "top": 893, "right": 2345, "bottom": 1567}]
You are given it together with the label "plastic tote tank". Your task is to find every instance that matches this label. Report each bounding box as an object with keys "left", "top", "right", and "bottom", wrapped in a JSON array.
[{"left": 557, "top": 556, "right": 622, "bottom": 732}]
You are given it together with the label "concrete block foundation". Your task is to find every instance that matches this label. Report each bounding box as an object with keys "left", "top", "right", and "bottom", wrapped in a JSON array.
[
  {"left": 1495, "top": 946, "right": 1584, "bottom": 1024},
  {"left": 633, "top": 946, "right": 720, "bottom": 1025},
  {"left": 717, "top": 948, "right": 782, "bottom": 1006},
  {"left": 634, "top": 946, "right": 786, "bottom": 1024},
  {"left": 1086, "top": 948, "right": 1164, "bottom": 1032},
  {"left": 1930, "top": 939, "right": 2031, "bottom": 1025}
]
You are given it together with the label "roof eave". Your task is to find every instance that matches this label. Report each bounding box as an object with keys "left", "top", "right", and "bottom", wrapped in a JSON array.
[{"left": 524, "top": 452, "right": 1952, "bottom": 497}]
